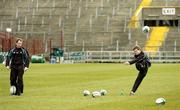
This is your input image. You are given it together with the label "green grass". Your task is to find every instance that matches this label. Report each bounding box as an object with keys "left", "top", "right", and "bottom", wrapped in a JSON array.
[{"left": 0, "top": 63, "right": 180, "bottom": 110}]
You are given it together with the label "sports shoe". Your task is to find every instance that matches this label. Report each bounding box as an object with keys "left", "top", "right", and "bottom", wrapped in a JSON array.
[
  {"left": 17, "top": 92, "right": 22, "bottom": 96},
  {"left": 10, "top": 93, "right": 16, "bottom": 96},
  {"left": 129, "top": 91, "right": 135, "bottom": 96}
]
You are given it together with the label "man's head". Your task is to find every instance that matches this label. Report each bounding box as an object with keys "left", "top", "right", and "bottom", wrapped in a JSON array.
[
  {"left": 15, "top": 38, "right": 23, "bottom": 48},
  {"left": 133, "top": 45, "right": 142, "bottom": 55}
]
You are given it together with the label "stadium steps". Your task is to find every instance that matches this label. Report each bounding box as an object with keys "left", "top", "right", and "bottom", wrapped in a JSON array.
[
  {"left": 0, "top": 0, "right": 142, "bottom": 52},
  {"left": 145, "top": 27, "right": 169, "bottom": 52},
  {"left": 124, "top": 28, "right": 147, "bottom": 50},
  {"left": 151, "top": 0, "right": 180, "bottom": 6},
  {"left": 160, "top": 28, "right": 180, "bottom": 51},
  {"left": 129, "top": 0, "right": 152, "bottom": 28}
]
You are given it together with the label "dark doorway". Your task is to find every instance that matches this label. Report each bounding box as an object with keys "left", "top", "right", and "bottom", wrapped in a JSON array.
[{"left": 144, "top": 20, "right": 179, "bottom": 27}]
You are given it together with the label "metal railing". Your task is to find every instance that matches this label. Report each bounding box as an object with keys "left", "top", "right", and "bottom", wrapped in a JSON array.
[{"left": 64, "top": 51, "right": 180, "bottom": 63}]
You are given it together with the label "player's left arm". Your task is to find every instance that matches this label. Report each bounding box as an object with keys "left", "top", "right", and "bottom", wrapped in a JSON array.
[{"left": 23, "top": 48, "right": 30, "bottom": 68}]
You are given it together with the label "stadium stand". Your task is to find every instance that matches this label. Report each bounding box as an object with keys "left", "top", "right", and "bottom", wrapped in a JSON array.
[
  {"left": 0, "top": 0, "right": 179, "bottom": 61},
  {"left": 0, "top": 0, "right": 141, "bottom": 52}
]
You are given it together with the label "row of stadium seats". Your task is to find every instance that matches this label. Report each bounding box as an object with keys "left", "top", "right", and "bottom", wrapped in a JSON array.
[
  {"left": 161, "top": 28, "right": 180, "bottom": 51},
  {"left": 151, "top": 0, "right": 180, "bottom": 6}
]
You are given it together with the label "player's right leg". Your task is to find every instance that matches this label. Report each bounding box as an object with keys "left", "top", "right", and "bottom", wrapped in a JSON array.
[
  {"left": 10, "top": 68, "right": 18, "bottom": 95},
  {"left": 130, "top": 70, "right": 147, "bottom": 95}
]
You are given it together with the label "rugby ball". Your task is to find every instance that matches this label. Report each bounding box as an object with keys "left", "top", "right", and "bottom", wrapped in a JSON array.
[
  {"left": 83, "top": 90, "right": 90, "bottom": 96},
  {"left": 142, "top": 26, "right": 150, "bottom": 33},
  {"left": 100, "top": 89, "right": 107, "bottom": 96},
  {"left": 10, "top": 86, "right": 16, "bottom": 95},
  {"left": 92, "top": 91, "right": 101, "bottom": 98},
  {"left": 155, "top": 98, "right": 166, "bottom": 105}
]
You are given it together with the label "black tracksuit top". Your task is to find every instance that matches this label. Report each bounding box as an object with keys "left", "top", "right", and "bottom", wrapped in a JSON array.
[{"left": 129, "top": 51, "right": 151, "bottom": 71}]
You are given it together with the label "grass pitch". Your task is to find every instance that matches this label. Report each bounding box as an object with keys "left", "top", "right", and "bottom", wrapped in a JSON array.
[{"left": 0, "top": 63, "right": 180, "bottom": 110}]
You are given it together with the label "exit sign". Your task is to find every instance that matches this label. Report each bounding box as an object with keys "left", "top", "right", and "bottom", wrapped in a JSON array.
[{"left": 162, "top": 8, "right": 176, "bottom": 15}]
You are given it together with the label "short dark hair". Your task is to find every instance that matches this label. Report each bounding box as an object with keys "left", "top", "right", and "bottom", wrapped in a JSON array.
[
  {"left": 16, "top": 38, "right": 23, "bottom": 43},
  {"left": 133, "top": 45, "right": 142, "bottom": 51}
]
